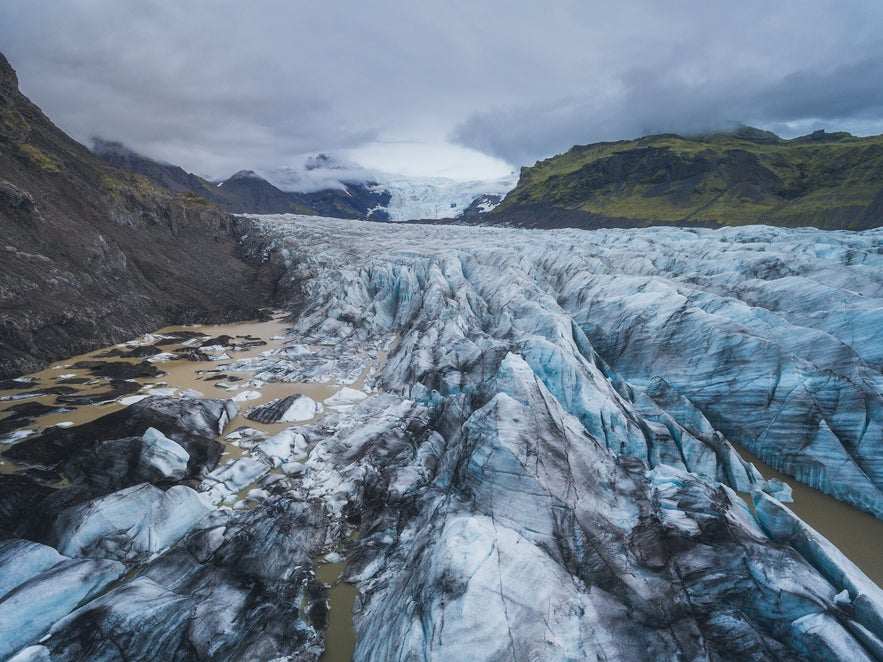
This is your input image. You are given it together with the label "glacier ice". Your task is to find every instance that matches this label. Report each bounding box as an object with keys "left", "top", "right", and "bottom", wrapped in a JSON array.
[
  {"left": 324, "top": 386, "right": 368, "bottom": 409},
  {"left": 1, "top": 217, "right": 882, "bottom": 659},
  {"left": 138, "top": 427, "right": 190, "bottom": 482},
  {"left": 48, "top": 483, "right": 212, "bottom": 563},
  {"left": 256, "top": 215, "right": 882, "bottom": 658},
  {"left": 373, "top": 172, "right": 518, "bottom": 221},
  {"left": 254, "top": 428, "right": 306, "bottom": 466},
  {"left": 29, "top": 498, "right": 330, "bottom": 661},
  {"left": 0, "top": 540, "right": 125, "bottom": 659},
  {"left": 246, "top": 393, "right": 323, "bottom": 423},
  {"left": 260, "top": 215, "right": 883, "bottom": 518},
  {"left": 199, "top": 457, "right": 271, "bottom": 504}
]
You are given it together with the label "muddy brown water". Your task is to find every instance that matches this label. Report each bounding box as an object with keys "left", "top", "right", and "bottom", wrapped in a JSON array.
[
  {"left": 0, "top": 313, "right": 371, "bottom": 660},
  {"left": 0, "top": 314, "right": 333, "bottom": 468},
  {"left": 734, "top": 443, "right": 883, "bottom": 586},
  {"left": 315, "top": 560, "right": 359, "bottom": 662}
]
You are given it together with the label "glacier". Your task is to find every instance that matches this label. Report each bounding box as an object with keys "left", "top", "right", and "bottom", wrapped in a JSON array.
[
  {"left": 373, "top": 173, "right": 519, "bottom": 221},
  {"left": 0, "top": 215, "right": 881, "bottom": 660},
  {"left": 260, "top": 215, "right": 882, "bottom": 658},
  {"left": 268, "top": 156, "right": 518, "bottom": 221},
  {"left": 262, "top": 217, "right": 883, "bottom": 518}
]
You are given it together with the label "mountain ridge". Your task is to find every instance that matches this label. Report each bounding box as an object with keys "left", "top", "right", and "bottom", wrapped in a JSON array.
[
  {"left": 92, "top": 138, "right": 391, "bottom": 219},
  {"left": 489, "top": 127, "right": 883, "bottom": 230}
]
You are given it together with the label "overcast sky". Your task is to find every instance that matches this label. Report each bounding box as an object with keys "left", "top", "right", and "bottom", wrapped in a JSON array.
[{"left": 1, "top": 1, "right": 882, "bottom": 183}]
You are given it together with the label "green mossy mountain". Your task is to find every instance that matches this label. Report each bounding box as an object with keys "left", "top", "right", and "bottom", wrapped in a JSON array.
[
  {"left": 490, "top": 127, "right": 883, "bottom": 230},
  {"left": 0, "top": 53, "right": 279, "bottom": 379}
]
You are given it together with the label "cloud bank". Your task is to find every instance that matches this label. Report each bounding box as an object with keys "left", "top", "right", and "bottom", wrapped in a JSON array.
[{"left": 1, "top": 1, "right": 881, "bottom": 178}]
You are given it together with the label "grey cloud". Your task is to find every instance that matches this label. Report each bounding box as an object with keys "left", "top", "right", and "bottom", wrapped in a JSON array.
[
  {"left": 1, "top": 0, "right": 882, "bottom": 177},
  {"left": 453, "top": 54, "right": 883, "bottom": 165},
  {"left": 755, "top": 58, "right": 883, "bottom": 119},
  {"left": 267, "top": 154, "right": 379, "bottom": 194}
]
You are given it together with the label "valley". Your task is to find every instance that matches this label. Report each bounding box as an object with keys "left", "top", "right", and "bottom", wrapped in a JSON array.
[
  {"left": 1, "top": 38, "right": 882, "bottom": 660},
  {"left": 2, "top": 215, "right": 880, "bottom": 660}
]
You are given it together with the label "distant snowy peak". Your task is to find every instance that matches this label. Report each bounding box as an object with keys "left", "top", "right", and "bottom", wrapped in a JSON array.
[
  {"left": 377, "top": 173, "right": 519, "bottom": 221},
  {"left": 225, "top": 169, "right": 264, "bottom": 181},
  {"left": 268, "top": 155, "right": 519, "bottom": 221}
]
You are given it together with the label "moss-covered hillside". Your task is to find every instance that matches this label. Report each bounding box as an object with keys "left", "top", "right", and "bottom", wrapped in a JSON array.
[{"left": 491, "top": 127, "right": 883, "bottom": 230}]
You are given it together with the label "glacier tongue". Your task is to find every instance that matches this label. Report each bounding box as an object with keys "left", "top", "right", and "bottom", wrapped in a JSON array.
[
  {"left": 2, "top": 215, "right": 882, "bottom": 659},
  {"left": 377, "top": 173, "right": 518, "bottom": 221},
  {"left": 243, "top": 215, "right": 882, "bottom": 659},
  {"left": 265, "top": 216, "right": 883, "bottom": 518}
]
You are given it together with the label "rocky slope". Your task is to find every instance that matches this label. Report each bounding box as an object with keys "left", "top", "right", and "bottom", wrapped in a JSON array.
[
  {"left": 0, "top": 53, "right": 278, "bottom": 379},
  {"left": 89, "top": 138, "right": 233, "bottom": 204},
  {"left": 491, "top": 127, "right": 883, "bottom": 230},
  {"left": 92, "top": 140, "right": 391, "bottom": 219}
]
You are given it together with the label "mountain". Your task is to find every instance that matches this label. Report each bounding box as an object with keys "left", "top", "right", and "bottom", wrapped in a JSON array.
[
  {"left": 91, "top": 138, "right": 230, "bottom": 203},
  {"left": 279, "top": 179, "right": 391, "bottom": 220},
  {"left": 0, "top": 53, "right": 276, "bottom": 378},
  {"left": 490, "top": 126, "right": 883, "bottom": 230},
  {"left": 93, "top": 141, "right": 391, "bottom": 219},
  {"left": 216, "top": 169, "right": 318, "bottom": 215},
  {"left": 95, "top": 141, "right": 518, "bottom": 223}
]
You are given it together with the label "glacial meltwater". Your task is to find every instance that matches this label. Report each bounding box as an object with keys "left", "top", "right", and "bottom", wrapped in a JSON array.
[
  {"left": 0, "top": 313, "right": 394, "bottom": 659},
  {"left": 735, "top": 443, "right": 883, "bottom": 586}
]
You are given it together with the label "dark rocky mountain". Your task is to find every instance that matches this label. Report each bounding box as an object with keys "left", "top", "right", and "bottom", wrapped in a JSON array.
[
  {"left": 456, "top": 192, "right": 505, "bottom": 220},
  {"left": 216, "top": 169, "right": 317, "bottom": 215},
  {"left": 93, "top": 140, "right": 391, "bottom": 219},
  {"left": 219, "top": 169, "right": 391, "bottom": 219},
  {"left": 0, "top": 53, "right": 279, "bottom": 379},
  {"left": 490, "top": 126, "right": 883, "bottom": 230}
]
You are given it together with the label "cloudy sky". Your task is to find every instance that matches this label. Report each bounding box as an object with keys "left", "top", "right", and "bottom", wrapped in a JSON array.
[{"left": 1, "top": 1, "right": 882, "bottom": 184}]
